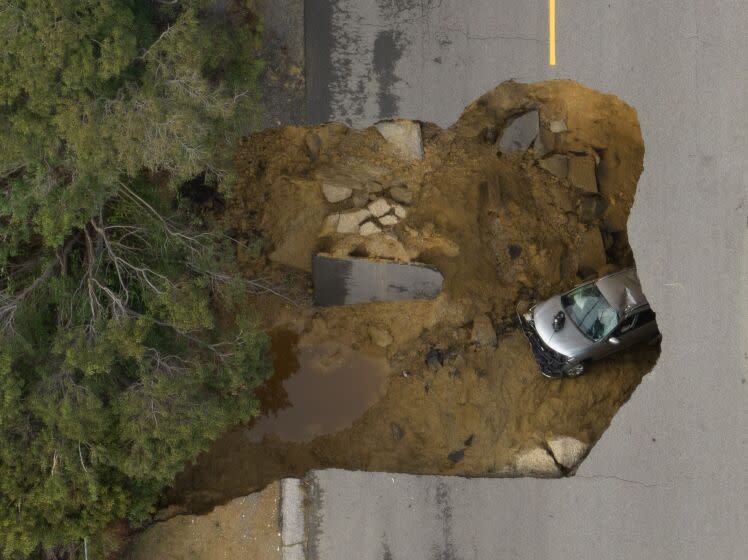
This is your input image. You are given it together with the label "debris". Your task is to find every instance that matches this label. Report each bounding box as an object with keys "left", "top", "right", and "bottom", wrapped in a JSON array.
[
  {"left": 547, "top": 436, "right": 589, "bottom": 469},
  {"left": 359, "top": 221, "right": 382, "bottom": 236},
  {"left": 538, "top": 154, "right": 569, "bottom": 178},
  {"left": 508, "top": 244, "right": 522, "bottom": 260},
  {"left": 379, "top": 214, "right": 399, "bottom": 227},
  {"left": 447, "top": 449, "right": 465, "bottom": 463},
  {"left": 366, "top": 181, "right": 384, "bottom": 194},
  {"left": 322, "top": 182, "right": 353, "bottom": 203},
  {"left": 336, "top": 209, "right": 371, "bottom": 233},
  {"left": 351, "top": 190, "right": 369, "bottom": 208},
  {"left": 498, "top": 110, "right": 539, "bottom": 153},
  {"left": 514, "top": 447, "right": 561, "bottom": 477},
  {"left": 577, "top": 193, "right": 609, "bottom": 223},
  {"left": 568, "top": 154, "right": 598, "bottom": 193},
  {"left": 464, "top": 434, "right": 474, "bottom": 447},
  {"left": 369, "top": 326, "right": 394, "bottom": 348},
  {"left": 367, "top": 197, "right": 391, "bottom": 217},
  {"left": 470, "top": 315, "right": 497, "bottom": 347},
  {"left": 389, "top": 184, "right": 413, "bottom": 204},
  {"left": 374, "top": 119, "right": 424, "bottom": 160}
]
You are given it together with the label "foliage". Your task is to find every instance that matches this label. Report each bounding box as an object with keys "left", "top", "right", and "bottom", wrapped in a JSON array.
[{"left": 0, "top": 1, "right": 268, "bottom": 557}]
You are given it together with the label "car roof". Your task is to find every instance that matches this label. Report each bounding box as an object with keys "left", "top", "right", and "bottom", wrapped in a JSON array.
[{"left": 595, "top": 267, "right": 649, "bottom": 313}]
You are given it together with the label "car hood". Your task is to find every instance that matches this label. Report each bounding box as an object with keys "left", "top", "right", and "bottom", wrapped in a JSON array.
[{"left": 532, "top": 295, "right": 593, "bottom": 358}]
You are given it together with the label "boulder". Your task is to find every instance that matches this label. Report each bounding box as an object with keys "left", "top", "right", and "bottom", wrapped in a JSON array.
[
  {"left": 498, "top": 110, "right": 539, "bottom": 153},
  {"left": 470, "top": 315, "right": 497, "bottom": 347},
  {"left": 389, "top": 185, "right": 413, "bottom": 204},
  {"left": 379, "top": 214, "right": 399, "bottom": 227},
  {"left": 538, "top": 154, "right": 569, "bottom": 178},
  {"left": 568, "top": 154, "right": 598, "bottom": 193},
  {"left": 370, "top": 326, "right": 394, "bottom": 348},
  {"left": 359, "top": 221, "right": 382, "bottom": 236},
  {"left": 322, "top": 182, "right": 353, "bottom": 203},
  {"left": 374, "top": 119, "right": 424, "bottom": 160},
  {"left": 367, "top": 197, "right": 391, "bottom": 217},
  {"left": 514, "top": 447, "right": 561, "bottom": 477},
  {"left": 336, "top": 209, "right": 371, "bottom": 234},
  {"left": 547, "top": 437, "right": 589, "bottom": 470}
]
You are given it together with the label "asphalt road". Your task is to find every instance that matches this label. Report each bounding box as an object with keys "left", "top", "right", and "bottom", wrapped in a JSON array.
[{"left": 303, "top": 0, "right": 748, "bottom": 559}]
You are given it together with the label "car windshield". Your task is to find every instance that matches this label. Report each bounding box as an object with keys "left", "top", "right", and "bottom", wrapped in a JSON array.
[{"left": 561, "top": 283, "right": 619, "bottom": 341}]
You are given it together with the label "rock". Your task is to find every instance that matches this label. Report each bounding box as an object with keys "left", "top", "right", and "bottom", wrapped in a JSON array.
[
  {"left": 577, "top": 193, "right": 609, "bottom": 223},
  {"left": 393, "top": 204, "right": 408, "bottom": 219},
  {"left": 374, "top": 119, "right": 424, "bottom": 160},
  {"left": 359, "top": 221, "right": 382, "bottom": 236},
  {"left": 369, "top": 326, "right": 393, "bottom": 348},
  {"left": 549, "top": 119, "right": 567, "bottom": 133},
  {"left": 322, "top": 182, "right": 353, "bottom": 203},
  {"left": 514, "top": 447, "right": 561, "bottom": 477},
  {"left": 379, "top": 214, "right": 399, "bottom": 226},
  {"left": 366, "top": 181, "right": 384, "bottom": 194},
  {"left": 367, "top": 197, "right": 391, "bottom": 217},
  {"left": 568, "top": 154, "right": 598, "bottom": 193},
  {"left": 508, "top": 244, "right": 522, "bottom": 260},
  {"left": 578, "top": 227, "right": 607, "bottom": 271},
  {"left": 498, "top": 110, "right": 539, "bottom": 153},
  {"left": 390, "top": 423, "right": 405, "bottom": 441},
  {"left": 547, "top": 437, "right": 589, "bottom": 469},
  {"left": 305, "top": 132, "right": 322, "bottom": 161},
  {"left": 425, "top": 347, "right": 444, "bottom": 369},
  {"left": 447, "top": 449, "right": 465, "bottom": 463},
  {"left": 470, "top": 315, "right": 497, "bottom": 347},
  {"left": 389, "top": 185, "right": 413, "bottom": 204},
  {"left": 538, "top": 154, "right": 569, "bottom": 178},
  {"left": 320, "top": 214, "right": 340, "bottom": 236},
  {"left": 336, "top": 209, "right": 371, "bottom": 234},
  {"left": 351, "top": 190, "right": 369, "bottom": 208}
]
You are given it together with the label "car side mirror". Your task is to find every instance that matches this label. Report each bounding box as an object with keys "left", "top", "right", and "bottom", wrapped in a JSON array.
[{"left": 608, "top": 336, "right": 620, "bottom": 345}]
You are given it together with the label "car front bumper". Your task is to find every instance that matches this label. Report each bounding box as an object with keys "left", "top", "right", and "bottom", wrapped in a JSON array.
[{"left": 517, "top": 312, "right": 569, "bottom": 378}]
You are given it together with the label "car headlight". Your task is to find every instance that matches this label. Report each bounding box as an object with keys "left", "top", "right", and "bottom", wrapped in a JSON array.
[{"left": 522, "top": 311, "right": 534, "bottom": 324}]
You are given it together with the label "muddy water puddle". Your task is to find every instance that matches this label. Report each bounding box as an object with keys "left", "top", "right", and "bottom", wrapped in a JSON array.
[{"left": 246, "top": 329, "right": 389, "bottom": 442}]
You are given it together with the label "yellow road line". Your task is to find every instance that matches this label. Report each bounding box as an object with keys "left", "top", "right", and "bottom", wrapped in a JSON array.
[{"left": 549, "top": 0, "right": 556, "bottom": 65}]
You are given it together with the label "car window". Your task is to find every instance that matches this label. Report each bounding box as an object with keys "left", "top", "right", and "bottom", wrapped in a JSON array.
[{"left": 562, "top": 283, "right": 619, "bottom": 341}]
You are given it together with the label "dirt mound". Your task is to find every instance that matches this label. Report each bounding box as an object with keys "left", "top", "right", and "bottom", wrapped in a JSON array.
[{"left": 168, "top": 80, "right": 658, "bottom": 513}]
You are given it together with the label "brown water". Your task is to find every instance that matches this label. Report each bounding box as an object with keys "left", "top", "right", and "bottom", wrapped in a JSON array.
[{"left": 245, "top": 329, "right": 389, "bottom": 443}]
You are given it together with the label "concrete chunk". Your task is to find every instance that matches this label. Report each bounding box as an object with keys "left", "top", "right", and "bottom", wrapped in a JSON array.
[
  {"left": 515, "top": 447, "right": 561, "bottom": 477},
  {"left": 393, "top": 204, "right": 408, "bottom": 219},
  {"left": 359, "top": 221, "right": 382, "bottom": 236},
  {"left": 322, "top": 182, "right": 353, "bottom": 203},
  {"left": 547, "top": 436, "right": 589, "bottom": 469},
  {"left": 336, "top": 209, "right": 371, "bottom": 233},
  {"left": 379, "top": 214, "right": 399, "bottom": 226},
  {"left": 367, "top": 197, "right": 391, "bottom": 217},
  {"left": 374, "top": 119, "right": 424, "bottom": 160},
  {"left": 498, "top": 110, "right": 539, "bottom": 153}
]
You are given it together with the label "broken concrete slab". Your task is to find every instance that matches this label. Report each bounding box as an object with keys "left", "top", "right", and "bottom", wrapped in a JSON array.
[
  {"left": 379, "top": 214, "right": 399, "bottom": 226},
  {"left": 498, "top": 110, "right": 539, "bottom": 153},
  {"left": 312, "top": 255, "right": 443, "bottom": 306},
  {"left": 568, "top": 154, "right": 598, "bottom": 193},
  {"left": 359, "top": 221, "right": 382, "bottom": 236},
  {"left": 336, "top": 209, "right": 371, "bottom": 233},
  {"left": 470, "top": 315, "right": 497, "bottom": 347},
  {"left": 533, "top": 125, "right": 556, "bottom": 157},
  {"left": 514, "top": 447, "right": 561, "bottom": 477},
  {"left": 374, "top": 119, "right": 424, "bottom": 160},
  {"left": 281, "top": 479, "right": 304, "bottom": 547},
  {"left": 538, "top": 154, "right": 569, "bottom": 178},
  {"left": 547, "top": 436, "right": 589, "bottom": 470},
  {"left": 322, "top": 182, "right": 353, "bottom": 203},
  {"left": 367, "top": 197, "right": 391, "bottom": 217}
]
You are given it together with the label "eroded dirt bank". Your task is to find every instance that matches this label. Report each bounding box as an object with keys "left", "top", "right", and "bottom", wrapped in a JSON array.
[{"left": 168, "top": 80, "right": 659, "bottom": 513}]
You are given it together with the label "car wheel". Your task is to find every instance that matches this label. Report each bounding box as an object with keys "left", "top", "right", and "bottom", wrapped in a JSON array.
[{"left": 565, "top": 363, "right": 585, "bottom": 377}]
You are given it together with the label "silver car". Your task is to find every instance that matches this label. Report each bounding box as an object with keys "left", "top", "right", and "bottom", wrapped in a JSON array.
[{"left": 518, "top": 267, "right": 661, "bottom": 378}]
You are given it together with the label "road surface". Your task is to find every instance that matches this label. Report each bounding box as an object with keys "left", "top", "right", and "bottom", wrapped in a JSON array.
[{"left": 302, "top": 0, "right": 748, "bottom": 558}]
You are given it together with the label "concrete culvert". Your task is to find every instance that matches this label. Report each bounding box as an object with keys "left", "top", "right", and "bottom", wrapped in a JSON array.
[{"left": 166, "top": 80, "right": 660, "bottom": 513}]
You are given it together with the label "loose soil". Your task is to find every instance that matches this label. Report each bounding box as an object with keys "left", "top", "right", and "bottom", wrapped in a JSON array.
[{"left": 167, "top": 80, "right": 659, "bottom": 513}]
